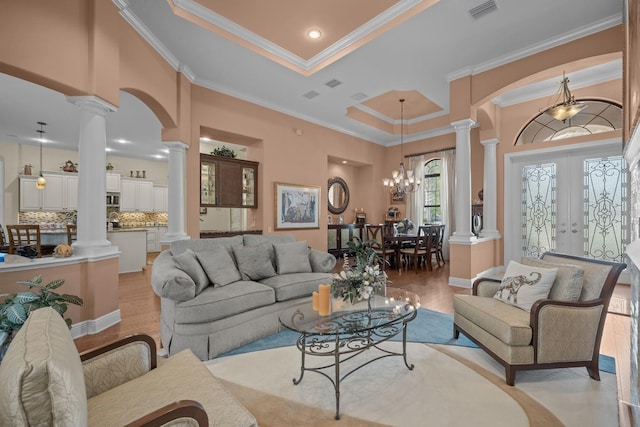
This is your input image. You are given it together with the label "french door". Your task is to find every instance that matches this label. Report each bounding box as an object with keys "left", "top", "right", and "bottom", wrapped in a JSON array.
[{"left": 505, "top": 140, "right": 627, "bottom": 264}]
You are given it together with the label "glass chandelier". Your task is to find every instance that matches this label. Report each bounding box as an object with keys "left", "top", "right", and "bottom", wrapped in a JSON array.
[
  {"left": 544, "top": 72, "right": 586, "bottom": 122},
  {"left": 383, "top": 99, "right": 420, "bottom": 195}
]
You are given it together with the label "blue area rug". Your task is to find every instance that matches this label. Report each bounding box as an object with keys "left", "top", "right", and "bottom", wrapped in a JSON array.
[{"left": 221, "top": 307, "right": 616, "bottom": 375}]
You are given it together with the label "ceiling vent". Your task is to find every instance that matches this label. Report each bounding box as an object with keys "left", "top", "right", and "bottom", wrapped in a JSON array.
[
  {"left": 469, "top": 0, "right": 497, "bottom": 19},
  {"left": 303, "top": 90, "right": 320, "bottom": 99},
  {"left": 351, "top": 92, "right": 367, "bottom": 101},
  {"left": 325, "top": 79, "right": 342, "bottom": 88}
]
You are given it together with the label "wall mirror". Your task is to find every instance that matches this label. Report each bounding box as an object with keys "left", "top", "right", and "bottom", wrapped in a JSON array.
[{"left": 328, "top": 176, "right": 349, "bottom": 214}]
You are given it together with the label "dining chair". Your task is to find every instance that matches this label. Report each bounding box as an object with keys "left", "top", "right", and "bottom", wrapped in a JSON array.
[
  {"left": 434, "top": 224, "right": 446, "bottom": 266},
  {"left": 399, "top": 226, "right": 437, "bottom": 273},
  {"left": 0, "top": 225, "right": 9, "bottom": 253},
  {"left": 66, "top": 224, "right": 77, "bottom": 245},
  {"left": 365, "top": 224, "right": 395, "bottom": 271},
  {"left": 7, "top": 224, "right": 42, "bottom": 258}
]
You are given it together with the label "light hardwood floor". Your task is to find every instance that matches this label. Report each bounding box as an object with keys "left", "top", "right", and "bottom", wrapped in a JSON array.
[{"left": 73, "top": 254, "right": 632, "bottom": 407}]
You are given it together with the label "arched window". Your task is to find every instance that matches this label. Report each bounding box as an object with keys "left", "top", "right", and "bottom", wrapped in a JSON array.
[
  {"left": 515, "top": 99, "right": 622, "bottom": 145},
  {"left": 423, "top": 159, "right": 441, "bottom": 223}
]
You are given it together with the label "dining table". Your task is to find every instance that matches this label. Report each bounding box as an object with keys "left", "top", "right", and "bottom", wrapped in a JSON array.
[{"left": 383, "top": 224, "right": 443, "bottom": 272}]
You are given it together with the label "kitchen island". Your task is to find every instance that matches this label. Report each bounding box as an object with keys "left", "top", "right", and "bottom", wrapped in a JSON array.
[{"left": 107, "top": 228, "right": 147, "bottom": 273}]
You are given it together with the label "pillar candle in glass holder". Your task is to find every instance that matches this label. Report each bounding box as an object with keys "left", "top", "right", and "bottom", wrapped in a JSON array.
[
  {"left": 318, "top": 284, "right": 331, "bottom": 316},
  {"left": 312, "top": 291, "right": 319, "bottom": 311}
]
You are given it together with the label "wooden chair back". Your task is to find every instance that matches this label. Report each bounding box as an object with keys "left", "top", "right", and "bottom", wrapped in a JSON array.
[
  {"left": 66, "top": 224, "right": 77, "bottom": 245},
  {"left": 7, "top": 225, "right": 41, "bottom": 258},
  {"left": 0, "top": 225, "right": 9, "bottom": 252}
]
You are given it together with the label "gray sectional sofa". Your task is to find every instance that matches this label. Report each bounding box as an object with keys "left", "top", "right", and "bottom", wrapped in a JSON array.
[{"left": 151, "top": 234, "right": 336, "bottom": 360}]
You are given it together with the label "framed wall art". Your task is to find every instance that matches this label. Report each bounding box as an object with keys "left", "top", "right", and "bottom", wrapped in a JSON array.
[{"left": 274, "top": 182, "right": 320, "bottom": 230}]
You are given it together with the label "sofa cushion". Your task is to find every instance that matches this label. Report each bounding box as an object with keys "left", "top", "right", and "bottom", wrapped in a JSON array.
[
  {"left": 260, "top": 272, "right": 334, "bottom": 302},
  {"left": 273, "top": 241, "right": 312, "bottom": 274},
  {"left": 197, "top": 247, "right": 242, "bottom": 287},
  {"left": 494, "top": 260, "right": 557, "bottom": 311},
  {"left": 151, "top": 250, "right": 197, "bottom": 301},
  {"left": 87, "top": 349, "right": 256, "bottom": 427},
  {"left": 174, "top": 248, "right": 210, "bottom": 294},
  {"left": 173, "top": 281, "right": 276, "bottom": 324},
  {"left": 453, "top": 295, "right": 532, "bottom": 346},
  {"left": 309, "top": 248, "right": 337, "bottom": 273},
  {"left": 0, "top": 307, "right": 88, "bottom": 426},
  {"left": 243, "top": 234, "right": 296, "bottom": 247},
  {"left": 171, "top": 235, "right": 243, "bottom": 256},
  {"left": 232, "top": 243, "right": 277, "bottom": 281},
  {"left": 521, "top": 257, "right": 584, "bottom": 302}
]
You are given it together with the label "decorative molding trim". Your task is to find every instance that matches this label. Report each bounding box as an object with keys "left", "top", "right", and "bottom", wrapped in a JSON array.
[
  {"left": 480, "top": 138, "right": 500, "bottom": 147},
  {"left": 70, "top": 309, "right": 122, "bottom": 339},
  {"left": 172, "top": 0, "right": 425, "bottom": 72},
  {"left": 447, "top": 13, "right": 622, "bottom": 82},
  {"left": 66, "top": 96, "right": 117, "bottom": 115},
  {"left": 351, "top": 103, "right": 448, "bottom": 125},
  {"left": 450, "top": 118, "right": 476, "bottom": 130},
  {"left": 449, "top": 266, "right": 504, "bottom": 289},
  {"left": 163, "top": 141, "right": 189, "bottom": 150}
]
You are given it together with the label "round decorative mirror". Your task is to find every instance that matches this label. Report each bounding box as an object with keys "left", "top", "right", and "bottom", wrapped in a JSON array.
[{"left": 328, "top": 177, "right": 349, "bottom": 214}]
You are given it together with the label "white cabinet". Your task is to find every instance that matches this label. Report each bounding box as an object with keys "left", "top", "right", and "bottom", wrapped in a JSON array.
[
  {"left": 106, "top": 173, "right": 121, "bottom": 193},
  {"left": 120, "top": 179, "right": 153, "bottom": 212},
  {"left": 153, "top": 186, "right": 168, "bottom": 212},
  {"left": 19, "top": 177, "right": 42, "bottom": 210},
  {"left": 19, "top": 174, "right": 78, "bottom": 211},
  {"left": 145, "top": 227, "right": 167, "bottom": 252}
]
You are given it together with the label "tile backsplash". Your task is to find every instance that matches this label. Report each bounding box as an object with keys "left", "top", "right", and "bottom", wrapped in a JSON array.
[{"left": 18, "top": 211, "right": 168, "bottom": 227}]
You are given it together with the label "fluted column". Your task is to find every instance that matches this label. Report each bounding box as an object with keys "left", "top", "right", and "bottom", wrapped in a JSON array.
[
  {"left": 66, "top": 96, "right": 118, "bottom": 256},
  {"left": 160, "top": 141, "right": 189, "bottom": 244},
  {"left": 480, "top": 138, "right": 501, "bottom": 239},
  {"left": 450, "top": 119, "right": 476, "bottom": 243}
]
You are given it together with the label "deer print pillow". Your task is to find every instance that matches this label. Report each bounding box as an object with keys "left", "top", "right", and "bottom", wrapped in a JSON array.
[{"left": 494, "top": 260, "right": 558, "bottom": 311}]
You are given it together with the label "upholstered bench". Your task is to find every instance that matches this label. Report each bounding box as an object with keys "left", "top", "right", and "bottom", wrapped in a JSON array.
[{"left": 0, "top": 307, "right": 257, "bottom": 426}]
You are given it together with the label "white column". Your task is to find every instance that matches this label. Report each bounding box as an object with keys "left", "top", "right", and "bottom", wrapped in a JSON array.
[
  {"left": 66, "top": 96, "right": 118, "bottom": 256},
  {"left": 480, "top": 138, "right": 501, "bottom": 239},
  {"left": 450, "top": 119, "right": 476, "bottom": 243},
  {"left": 160, "top": 141, "right": 189, "bottom": 244}
]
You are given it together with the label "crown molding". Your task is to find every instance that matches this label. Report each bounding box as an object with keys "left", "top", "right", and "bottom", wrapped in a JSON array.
[
  {"left": 447, "top": 13, "right": 622, "bottom": 82},
  {"left": 353, "top": 103, "right": 448, "bottom": 125},
  {"left": 172, "top": 0, "right": 425, "bottom": 74}
]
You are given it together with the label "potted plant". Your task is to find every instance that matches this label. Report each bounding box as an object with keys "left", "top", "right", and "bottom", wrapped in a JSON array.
[
  {"left": 0, "top": 275, "right": 83, "bottom": 360},
  {"left": 211, "top": 145, "right": 237, "bottom": 158},
  {"left": 330, "top": 237, "right": 388, "bottom": 305}
]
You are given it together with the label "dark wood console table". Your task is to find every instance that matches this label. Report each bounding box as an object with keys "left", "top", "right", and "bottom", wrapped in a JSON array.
[
  {"left": 327, "top": 224, "right": 365, "bottom": 257},
  {"left": 200, "top": 230, "right": 262, "bottom": 239}
]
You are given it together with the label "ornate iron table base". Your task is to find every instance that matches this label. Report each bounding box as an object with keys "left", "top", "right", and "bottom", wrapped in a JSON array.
[{"left": 291, "top": 311, "right": 416, "bottom": 420}]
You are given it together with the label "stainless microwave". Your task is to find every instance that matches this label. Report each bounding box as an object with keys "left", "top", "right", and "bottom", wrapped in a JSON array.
[{"left": 106, "top": 193, "right": 120, "bottom": 206}]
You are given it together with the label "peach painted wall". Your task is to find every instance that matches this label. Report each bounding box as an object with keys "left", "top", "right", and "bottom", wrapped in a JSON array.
[
  {"left": 188, "top": 86, "right": 388, "bottom": 250},
  {"left": 0, "top": 257, "right": 119, "bottom": 327},
  {"left": 449, "top": 240, "right": 499, "bottom": 281}
]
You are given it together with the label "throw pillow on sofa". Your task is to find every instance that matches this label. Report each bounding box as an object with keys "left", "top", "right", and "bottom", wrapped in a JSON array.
[
  {"left": 173, "top": 249, "right": 210, "bottom": 294},
  {"left": 520, "top": 256, "right": 584, "bottom": 302},
  {"left": 196, "top": 247, "right": 242, "bottom": 287},
  {"left": 273, "top": 241, "right": 312, "bottom": 274},
  {"left": 494, "top": 260, "right": 557, "bottom": 311},
  {"left": 232, "top": 243, "right": 277, "bottom": 281}
]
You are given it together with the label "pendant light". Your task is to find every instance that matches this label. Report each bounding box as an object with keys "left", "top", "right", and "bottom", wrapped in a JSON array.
[
  {"left": 36, "top": 121, "right": 46, "bottom": 190},
  {"left": 543, "top": 72, "right": 586, "bottom": 122},
  {"left": 383, "top": 99, "right": 420, "bottom": 196}
]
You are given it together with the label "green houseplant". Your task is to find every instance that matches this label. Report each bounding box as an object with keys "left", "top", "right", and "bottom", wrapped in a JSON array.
[{"left": 0, "top": 275, "right": 83, "bottom": 333}]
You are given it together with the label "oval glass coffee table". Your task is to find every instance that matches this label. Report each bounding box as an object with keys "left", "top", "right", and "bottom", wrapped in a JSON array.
[{"left": 279, "top": 287, "right": 420, "bottom": 420}]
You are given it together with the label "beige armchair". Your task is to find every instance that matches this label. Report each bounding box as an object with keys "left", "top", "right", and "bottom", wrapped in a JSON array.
[
  {"left": 453, "top": 252, "right": 625, "bottom": 386},
  {"left": 0, "top": 307, "right": 257, "bottom": 426}
]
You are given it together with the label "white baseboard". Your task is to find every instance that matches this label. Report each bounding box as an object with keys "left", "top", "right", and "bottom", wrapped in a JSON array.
[{"left": 70, "top": 309, "right": 121, "bottom": 339}]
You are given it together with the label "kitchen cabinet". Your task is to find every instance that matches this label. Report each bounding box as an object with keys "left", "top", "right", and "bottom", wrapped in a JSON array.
[
  {"left": 120, "top": 179, "right": 153, "bottom": 212},
  {"left": 200, "top": 154, "right": 258, "bottom": 208},
  {"left": 19, "top": 173, "right": 77, "bottom": 211},
  {"left": 106, "top": 173, "right": 121, "bottom": 193},
  {"left": 153, "top": 186, "right": 168, "bottom": 212},
  {"left": 146, "top": 226, "right": 167, "bottom": 252},
  {"left": 107, "top": 230, "right": 147, "bottom": 273}
]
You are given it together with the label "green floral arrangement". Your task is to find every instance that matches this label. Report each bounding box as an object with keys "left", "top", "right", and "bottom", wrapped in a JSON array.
[
  {"left": 212, "top": 145, "right": 237, "bottom": 158},
  {"left": 0, "top": 275, "right": 83, "bottom": 332},
  {"left": 331, "top": 237, "right": 387, "bottom": 304}
]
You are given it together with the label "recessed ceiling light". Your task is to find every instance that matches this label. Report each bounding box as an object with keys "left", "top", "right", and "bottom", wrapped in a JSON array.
[
  {"left": 153, "top": 154, "right": 164, "bottom": 159},
  {"left": 162, "top": 149, "right": 170, "bottom": 154},
  {"left": 106, "top": 147, "right": 114, "bottom": 152},
  {"left": 200, "top": 136, "right": 211, "bottom": 141},
  {"left": 116, "top": 138, "right": 128, "bottom": 144},
  {"left": 307, "top": 29, "right": 322, "bottom": 39},
  {"left": 342, "top": 160, "right": 348, "bottom": 164}
]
